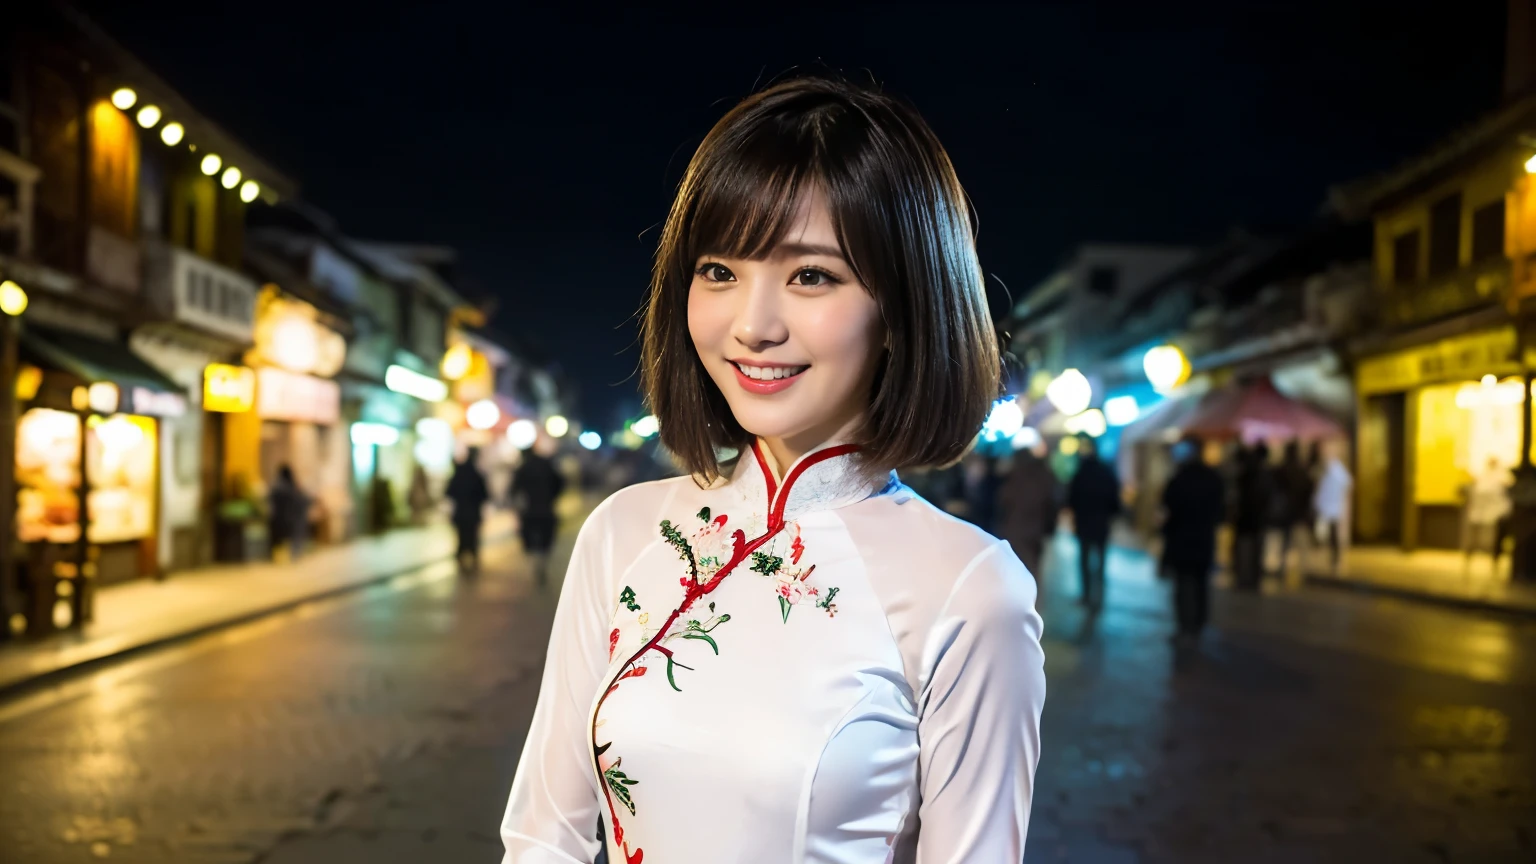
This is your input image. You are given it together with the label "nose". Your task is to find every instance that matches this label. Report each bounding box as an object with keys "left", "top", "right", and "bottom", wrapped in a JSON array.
[{"left": 730, "top": 279, "right": 788, "bottom": 352}]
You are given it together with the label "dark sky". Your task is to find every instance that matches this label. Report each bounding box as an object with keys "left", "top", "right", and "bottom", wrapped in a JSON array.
[{"left": 82, "top": 1, "right": 1507, "bottom": 428}]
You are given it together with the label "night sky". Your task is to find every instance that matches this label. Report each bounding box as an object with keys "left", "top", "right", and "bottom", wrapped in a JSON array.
[{"left": 82, "top": 1, "right": 1507, "bottom": 428}]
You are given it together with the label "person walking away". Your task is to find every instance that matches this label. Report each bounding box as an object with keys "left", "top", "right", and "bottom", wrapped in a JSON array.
[
  {"left": 511, "top": 435, "right": 566, "bottom": 586},
  {"left": 1162, "top": 438, "right": 1226, "bottom": 639},
  {"left": 446, "top": 447, "right": 491, "bottom": 574},
  {"left": 1274, "top": 441, "right": 1315, "bottom": 579},
  {"left": 1067, "top": 436, "right": 1121, "bottom": 611},
  {"left": 267, "top": 464, "right": 310, "bottom": 562},
  {"left": 996, "top": 441, "right": 1059, "bottom": 604},
  {"left": 1312, "top": 447, "right": 1353, "bottom": 576},
  {"left": 1464, "top": 458, "right": 1511, "bottom": 572},
  {"left": 1232, "top": 443, "right": 1274, "bottom": 591}
]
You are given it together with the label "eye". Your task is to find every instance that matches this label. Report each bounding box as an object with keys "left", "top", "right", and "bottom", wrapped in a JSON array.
[
  {"left": 790, "top": 267, "right": 842, "bottom": 288},
  {"left": 695, "top": 262, "right": 735, "bottom": 283}
]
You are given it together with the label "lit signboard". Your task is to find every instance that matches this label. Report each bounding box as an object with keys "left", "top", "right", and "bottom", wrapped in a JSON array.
[
  {"left": 256, "top": 366, "right": 340, "bottom": 425},
  {"left": 385, "top": 364, "right": 447, "bottom": 402},
  {"left": 204, "top": 364, "right": 256, "bottom": 413},
  {"left": 130, "top": 386, "right": 187, "bottom": 418}
]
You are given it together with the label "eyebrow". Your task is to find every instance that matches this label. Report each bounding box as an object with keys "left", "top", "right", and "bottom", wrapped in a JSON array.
[{"left": 772, "top": 241, "right": 846, "bottom": 260}]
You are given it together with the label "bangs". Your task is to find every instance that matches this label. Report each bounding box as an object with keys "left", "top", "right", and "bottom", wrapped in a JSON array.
[{"left": 681, "top": 123, "right": 829, "bottom": 263}]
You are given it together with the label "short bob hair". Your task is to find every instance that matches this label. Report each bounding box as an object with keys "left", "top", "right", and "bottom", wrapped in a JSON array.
[{"left": 642, "top": 76, "right": 1001, "bottom": 481}]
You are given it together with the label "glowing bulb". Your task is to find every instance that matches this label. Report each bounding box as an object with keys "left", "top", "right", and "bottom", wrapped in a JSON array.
[
  {"left": 1045, "top": 369, "right": 1092, "bottom": 417},
  {"left": 507, "top": 419, "right": 538, "bottom": 450},
  {"left": 441, "top": 344, "right": 473, "bottom": 380},
  {"left": 239, "top": 180, "right": 260, "bottom": 203},
  {"left": 631, "top": 414, "right": 660, "bottom": 439},
  {"left": 221, "top": 166, "right": 242, "bottom": 190},
  {"left": 545, "top": 415, "right": 570, "bottom": 438},
  {"left": 1526, "top": 153, "right": 1536, "bottom": 175},
  {"left": 1482, "top": 374, "right": 1498, "bottom": 386},
  {"left": 1143, "top": 345, "right": 1189, "bottom": 393},
  {"left": 135, "top": 104, "right": 161, "bottom": 128},
  {"left": 159, "top": 122, "right": 185, "bottom": 146},
  {"left": 1105, "top": 395, "right": 1140, "bottom": 426},
  {"left": 579, "top": 430, "right": 602, "bottom": 450},
  {"left": 466, "top": 398, "right": 500, "bottom": 430},
  {"left": 1011, "top": 427, "right": 1042, "bottom": 451},
  {"left": 111, "top": 87, "right": 138, "bottom": 110},
  {"left": 983, "top": 398, "right": 1025, "bottom": 440},
  {"left": 0, "top": 280, "right": 27, "bottom": 316},
  {"left": 200, "top": 154, "right": 222, "bottom": 175}
]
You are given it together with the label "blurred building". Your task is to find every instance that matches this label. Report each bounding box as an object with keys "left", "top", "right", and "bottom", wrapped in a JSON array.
[
  {"left": 0, "top": 2, "right": 297, "bottom": 633},
  {"left": 1329, "top": 0, "right": 1536, "bottom": 555}
]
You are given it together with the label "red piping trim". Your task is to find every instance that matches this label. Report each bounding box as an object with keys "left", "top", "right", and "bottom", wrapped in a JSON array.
[
  {"left": 769, "top": 443, "right": 861, "bottom": 529},
  {"left": 750, "top": 440, "right": 778, "bottom": 502}
]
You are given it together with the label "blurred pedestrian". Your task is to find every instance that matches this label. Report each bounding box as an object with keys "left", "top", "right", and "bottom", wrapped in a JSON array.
[
  {"left": 446, "top": 447, "right": 490, "bottom": 574},
  {"left": 1464, "top": 458, "right": 1510, "bottom": 571},
  {"left": 267, "top": 464, "right": 309, "bottom": 562},
  {"left": 997, "top": 442, "right": 1059, "bottom": 601},
  {"left": 512, "top": 435, "right": 566, "bottom": 586},
  {"left": 962, "top": 453, "right": 1002, "bottom": 533},
  {"left": 408, "top": 463, "right": 434, "bottom": 525},
  {"left": 1274, "top": 440, "right": 1314, "bottom": 578},
  {"left": 1161, "top": 438, "right": 1226, "bottom": 639},
  {"left": 1067, "top": 436, "right": 1121, "bottom": 611},
  {"left": 1312, "top": 446, "right": 1352, "bottom": 576},
  {"left": 1232, "top": 443, "right": 1273, "bottom": 591}
]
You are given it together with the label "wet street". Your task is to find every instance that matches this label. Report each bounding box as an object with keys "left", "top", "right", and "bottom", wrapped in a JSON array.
[{"left": 1, "top": 514, "right": 1534, "bottom": 863}]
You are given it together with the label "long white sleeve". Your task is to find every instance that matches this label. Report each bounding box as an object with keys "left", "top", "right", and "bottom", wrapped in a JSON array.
[
  {"left": 914, "top": 541, "right": 1047, "bottom": 863},
  {"left": 501, "top": 501, "right": 616, "bottom": 863}
]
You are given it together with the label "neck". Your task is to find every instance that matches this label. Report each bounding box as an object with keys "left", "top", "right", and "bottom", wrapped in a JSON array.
[{"left": 759, "top": 414, "right": 865, "bottom": 480}]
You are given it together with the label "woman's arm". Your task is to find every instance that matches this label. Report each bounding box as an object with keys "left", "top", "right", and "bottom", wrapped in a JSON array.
[
  {"left": 500, "top": 504, "right": 615, "bottom": 863},
  {"left": 916, "top": 541, "right": 1047, "bottom": 862}
]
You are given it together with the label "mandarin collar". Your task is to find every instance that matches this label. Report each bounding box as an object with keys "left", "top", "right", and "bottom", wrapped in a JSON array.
[{"left": 723, "top": 439, "right": 895, "bottom": 528}]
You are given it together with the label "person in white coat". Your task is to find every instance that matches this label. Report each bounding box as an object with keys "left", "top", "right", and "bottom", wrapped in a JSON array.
[
  {"left": 1312, "top": 449, "right": 1353, "bottom": 575},
  {"left": 499, "top": 76, "right": 1047, "bottom": 864}
]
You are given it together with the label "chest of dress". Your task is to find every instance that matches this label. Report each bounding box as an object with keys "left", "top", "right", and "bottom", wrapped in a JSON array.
[{"left": 588, "top": 505, "right": 912, "bottom": 861}]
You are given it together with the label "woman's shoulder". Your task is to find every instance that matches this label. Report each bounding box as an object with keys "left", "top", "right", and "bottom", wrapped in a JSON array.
[{"left": 841, "top": 488, "right": 1038, "bottom": 622}]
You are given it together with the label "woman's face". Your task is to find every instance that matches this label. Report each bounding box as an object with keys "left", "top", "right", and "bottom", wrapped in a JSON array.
[{"left": 687, "top": 188, "right": 885, "bottom": 458}]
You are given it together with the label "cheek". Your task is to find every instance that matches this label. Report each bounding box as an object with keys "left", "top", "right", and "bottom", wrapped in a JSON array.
[
  {"left": 801, "top": 294, "right": 884, "bottom": 377},
  {"left": 686, "top": 287, "right": 728, "bottom": 353}
]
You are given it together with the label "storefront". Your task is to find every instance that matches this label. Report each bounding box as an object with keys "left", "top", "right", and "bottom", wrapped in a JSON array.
[
  {"left": 217, "top": 287, "right": 350, "bottom": 553},
  {"left": 1354, "top": 324, "right": 1522, "bottom": 550},
  {"left": 13, "top": 324, "right": 187, "bottom": 628}
]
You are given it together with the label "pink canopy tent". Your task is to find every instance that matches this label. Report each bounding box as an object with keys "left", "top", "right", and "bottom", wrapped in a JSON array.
[{"left": 1165, "top": 376, "right": 1343, "bottom": 444}]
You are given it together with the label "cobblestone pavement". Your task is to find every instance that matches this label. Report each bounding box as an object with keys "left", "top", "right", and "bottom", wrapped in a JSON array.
[{"left": 1, "top": 518, "right": 1534, "bottom": 863}]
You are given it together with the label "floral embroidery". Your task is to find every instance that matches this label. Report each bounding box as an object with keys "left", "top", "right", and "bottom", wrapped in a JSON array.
[{"left": 591, "top": 442, "right": 862, "bottom": 863}]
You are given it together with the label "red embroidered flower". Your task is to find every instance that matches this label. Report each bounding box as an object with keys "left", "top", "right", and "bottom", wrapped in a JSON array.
[{"left": 608, "top": 628, "right": 620, "bottom": 660}]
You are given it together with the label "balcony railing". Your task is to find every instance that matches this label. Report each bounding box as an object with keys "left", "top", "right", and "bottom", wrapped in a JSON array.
[
  {"left": 1386, "top": 256, "right": 1508, "bottom": 328},
  {"left": 144, "top": 241, "right": 258, "bottom": 343}
]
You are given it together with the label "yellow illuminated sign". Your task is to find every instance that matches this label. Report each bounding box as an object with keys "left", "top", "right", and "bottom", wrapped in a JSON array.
[{"left": 204, "top": 364, "right": 256, "bottom": 413}]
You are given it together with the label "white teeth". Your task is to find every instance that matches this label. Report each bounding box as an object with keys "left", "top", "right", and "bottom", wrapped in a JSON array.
[{"left": 735, "top": 363, "right": 807, "bottom": 381}]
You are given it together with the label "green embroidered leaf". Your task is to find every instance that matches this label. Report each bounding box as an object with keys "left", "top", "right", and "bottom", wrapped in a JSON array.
[
  {"left": 815, "top": 586, "right": 841, "bottom": 610},
  {"left": 697, "top": 506, "right": 711, "bottom": 522},
  {"left": 716, "top": 613, "right": 731, "bottom": 624},
  {"left": 682, "top": 631, "right": 719, "bottom": 654},
  {"left": 604, "top": 764, "right": 639, "bottom": 816},
  {"left": 618, "top": 586, "right": 640, "bottom": 612},
  {"left": 750, "top": 551, "right": 784, "bottom": 577},
  {"left": 664, "top": 654, "right": 694, "bottom": 692},
  {"left": 659, "top": 519, "right": 699, "bottom": 582},
  {"left": 779, "top": 595, "right": 792, "bottom": 623}
]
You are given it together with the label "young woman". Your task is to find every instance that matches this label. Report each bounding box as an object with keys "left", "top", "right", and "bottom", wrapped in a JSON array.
[{"left": 501, "top": 76, "right": 1046, "bottom": 863}]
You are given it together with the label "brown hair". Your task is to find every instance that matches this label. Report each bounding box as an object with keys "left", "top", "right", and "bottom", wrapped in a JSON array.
[{"left": 641, "top": 76, "right": 1001, "bottom": 481}]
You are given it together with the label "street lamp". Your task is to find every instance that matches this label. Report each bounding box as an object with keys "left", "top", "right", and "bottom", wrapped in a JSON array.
[
  {"left": 1143, "top": 345, "right": 1190, "bottom": 393},
  {"left": 1045, "top": 369, "right": 1092, "bottom": 416}
]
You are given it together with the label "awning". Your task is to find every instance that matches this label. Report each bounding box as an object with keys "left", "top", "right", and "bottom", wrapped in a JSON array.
[
  {"left": 1124, "top": 376, "right": 1343, "bottom": 446},
  {"left": 21, "top": 326, "right": 183, "bottom": 395}
]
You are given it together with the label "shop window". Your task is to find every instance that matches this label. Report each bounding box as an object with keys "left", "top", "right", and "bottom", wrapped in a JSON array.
[
  {"left": 88, "top": 100, "right": 138, "bottom": 239},
  {"left": 1471, "top": 200, "right": 1505, "bottom": 264},
  {"left": 1427, "top": 192, "right": 1462, "bottom": 277},
  {"left": 1392, "top": 230, "right": 1420, "bottom": 286},
  {"left": 1416, "top": 379, "right": 1527, "bottom": 506}
]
